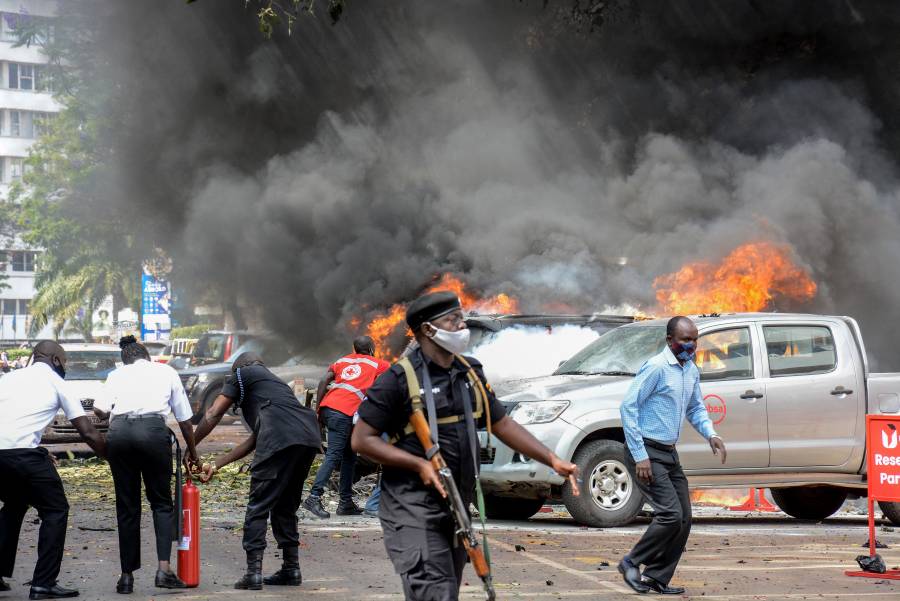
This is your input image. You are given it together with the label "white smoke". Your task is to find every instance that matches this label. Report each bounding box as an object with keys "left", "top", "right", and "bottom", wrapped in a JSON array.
[{"left": 471, "top": 325, "right": 600, "bottom": 383}]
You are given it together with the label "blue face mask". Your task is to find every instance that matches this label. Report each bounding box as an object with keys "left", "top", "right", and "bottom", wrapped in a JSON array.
[{"left": 673, "top": 341, "right": 696, "bottom": 362}]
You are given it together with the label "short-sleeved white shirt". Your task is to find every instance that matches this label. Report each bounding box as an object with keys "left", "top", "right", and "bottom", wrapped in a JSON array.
[
  {"left": 95, "top": 359, "right": 193, "bottom": 422},
  {"left": 0, "top": 362, "right": 86, "bottom": 449}
]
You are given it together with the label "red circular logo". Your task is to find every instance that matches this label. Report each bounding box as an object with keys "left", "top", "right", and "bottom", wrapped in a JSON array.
[{"left": 704, "top": 394, "right": 727, "bottom": 425}]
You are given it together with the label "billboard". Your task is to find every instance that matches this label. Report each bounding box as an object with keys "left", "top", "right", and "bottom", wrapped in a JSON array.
[{"left": 141, "top": 267, "right": 171, "bottom": 341}]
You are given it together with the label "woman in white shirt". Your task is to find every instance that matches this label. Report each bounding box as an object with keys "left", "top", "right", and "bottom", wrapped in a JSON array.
[{"left": 94, "top": 336, "right": 199, "bottom": 595}]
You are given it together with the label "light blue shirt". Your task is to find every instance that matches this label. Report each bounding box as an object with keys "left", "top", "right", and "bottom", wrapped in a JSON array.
[{"left": 620, "top": 346, "right": 717, "bottom": 463}]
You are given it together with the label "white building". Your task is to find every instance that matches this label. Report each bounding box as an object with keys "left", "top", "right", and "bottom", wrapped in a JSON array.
[{"left": 0, "top": 0, "right": 58, "bottom": 343}]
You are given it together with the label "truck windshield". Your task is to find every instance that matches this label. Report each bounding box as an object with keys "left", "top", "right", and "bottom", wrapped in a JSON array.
[{"left": 555, "top": 325, "right": 666, "bottom": 376}]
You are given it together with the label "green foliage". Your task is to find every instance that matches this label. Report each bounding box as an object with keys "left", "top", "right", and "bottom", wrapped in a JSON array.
[
  {"left": 1, "top": 348, "right": 31, "bottom": 361},
  {"left": 187, "top": 0, "right": 345, "bottom": 37},
  {"left": 171, "top": 323, "right": 216, "bottom": 339}
]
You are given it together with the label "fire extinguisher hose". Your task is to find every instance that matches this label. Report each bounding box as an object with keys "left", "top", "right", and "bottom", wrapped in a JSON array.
[{"left": 170, "top": 429, "right": 183, "bottom": 543}]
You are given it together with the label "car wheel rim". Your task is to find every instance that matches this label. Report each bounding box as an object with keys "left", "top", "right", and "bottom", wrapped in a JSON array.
[{"left": 589, "top": 459, "right": 632, "bottom": 511}]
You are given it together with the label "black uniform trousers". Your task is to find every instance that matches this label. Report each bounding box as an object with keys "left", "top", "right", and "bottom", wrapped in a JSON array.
[
  {"left": 624, "top": 441, "right": 692, "bottom": 586},
  {"left": 243, "top": 444, "right": 316, "bottom": 553},
  {"left": 0, "top": 447, "right": 69, "bottom": 587},
  {"left": 107, "top": 415, "right": 175, "bottom": 573},
  {"left": 382, "top": 517, "right": 467, "bottom": 601}
]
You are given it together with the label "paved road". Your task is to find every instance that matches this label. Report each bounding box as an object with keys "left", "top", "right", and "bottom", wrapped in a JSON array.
[{"left": 4, "top": 502, "right": 899, "bottom": 600}]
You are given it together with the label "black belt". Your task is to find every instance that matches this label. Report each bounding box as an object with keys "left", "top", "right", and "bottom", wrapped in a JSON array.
[
  {"left": 643, "top": 438, "right": 676, "bottom": 452},
  {"left": 112, "top": 414, "right": 165, "bottom": 421}
]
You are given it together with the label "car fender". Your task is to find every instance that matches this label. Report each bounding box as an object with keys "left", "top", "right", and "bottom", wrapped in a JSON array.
[{"left": 563, "top": 409, "right": 626, "bottom": 460}]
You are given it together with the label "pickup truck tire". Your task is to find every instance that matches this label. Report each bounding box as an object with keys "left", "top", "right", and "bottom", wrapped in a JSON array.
[
  {"left": 770, "top": 486, "right": 848, "bottom": 521},
  {"left": 878, "top": 501, "right": 900, "bottom": 526},
  {"left": 562, "top": 439, "right": 644, "bottom": 528},
  {"left": 483, "top": 496, "right": 546, "bottom": 521},
  {"left": 191, "top": 384, "right": 225, "bottom": 425}
]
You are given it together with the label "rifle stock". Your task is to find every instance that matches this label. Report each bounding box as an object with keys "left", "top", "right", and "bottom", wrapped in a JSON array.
[{"left": 409, "top": 410, "right": 496, "bottom": 600}]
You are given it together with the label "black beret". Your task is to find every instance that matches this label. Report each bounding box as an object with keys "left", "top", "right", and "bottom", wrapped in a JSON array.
[{"left": 406, "top": 291, "right": 462, "bottom": 330}]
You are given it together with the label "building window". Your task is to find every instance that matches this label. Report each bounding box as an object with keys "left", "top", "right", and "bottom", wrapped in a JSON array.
[
  {"left": 7, "top": 157, "right": 23, "bottom": 181},
  {"left": 1, "top": 299, "right": 16, "bottom": 315},
  {"left": 1, "top": 13, "right": 20, "bottom": 43},
  {"left": 8, "top": 63, "right": 47, "bottom": 91},
  {"left": 10, "top": 250, "right": 36, "bottom": 272},
  {"left": 18, "top": 298, "right": 28, "bottom": 314},
  {"left": 9, "top": 110, "right": 19, "bottom": 136}
]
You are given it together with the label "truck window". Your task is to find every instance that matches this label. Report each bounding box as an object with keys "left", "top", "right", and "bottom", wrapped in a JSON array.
[
  {"left": 696, "top": 328, "right": 753, "bottom": 381},
  {"left": 763, "top": 325, "right": 836, "bottom": 377}
]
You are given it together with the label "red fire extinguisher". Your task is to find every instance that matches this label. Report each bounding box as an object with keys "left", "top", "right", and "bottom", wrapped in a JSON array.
[
  {"left": 178, "top": 478, "right": 201, "bottom": 587},
  {"left": 171, "top": 432, "right": 200, "bottom": 587}
]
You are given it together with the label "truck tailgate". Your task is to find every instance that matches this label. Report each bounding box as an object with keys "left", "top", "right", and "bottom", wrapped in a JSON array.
[{"left": 868, "top": 373, "right": 900, "bottom": 414}]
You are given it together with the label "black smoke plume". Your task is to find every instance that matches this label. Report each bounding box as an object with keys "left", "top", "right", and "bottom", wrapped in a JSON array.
[{"left": 66, "top": 1, "right": 900, "bottom": 367}]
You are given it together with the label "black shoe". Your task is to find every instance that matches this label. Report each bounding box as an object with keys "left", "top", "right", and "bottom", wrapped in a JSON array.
[
  {"left": 0, "top": 577, "right": 10, "bottom": 592},
  {"left": 642, "top": 576, "right": 685, "bottom": 595},
  {"left": 263, "top": 546, "right": 301, "bottom": 586},
  {"left": 154, "top": 570, "right": 186, "bottom": 589},
  {"left": 234, "top": 551, "right": 263, "bottom": 590},
  {"left": 116, "top": 573, "right": 133, "bottom": 594},
  {"left": 302, "top": 496, "right": 330, "bottom": 519},
  {"left": 29, "top": 583, "right": 79, "bottom": 600},
  {"left": 263, "top": 568, "right": 301, "bottom": 586},
  {"left": 336, "top": 502, "right": 363, "bottom": 516},
  {"left": 617, "top": 558, "right": 649, "bottom": 594}
]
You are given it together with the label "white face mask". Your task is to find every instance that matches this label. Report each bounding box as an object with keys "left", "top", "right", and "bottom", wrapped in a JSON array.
[{"left": 426, "top": 323, "right": 471, "bottom": 355}]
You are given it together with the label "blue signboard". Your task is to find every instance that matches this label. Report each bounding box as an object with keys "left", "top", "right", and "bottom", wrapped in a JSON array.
[{"left": 141, "top": 268, "right": 171, "bottom": 341}]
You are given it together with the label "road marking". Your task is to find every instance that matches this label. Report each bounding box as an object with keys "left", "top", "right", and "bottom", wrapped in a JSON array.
[{"left": 490, "top": 539, "right": 632, "bottom": 595}]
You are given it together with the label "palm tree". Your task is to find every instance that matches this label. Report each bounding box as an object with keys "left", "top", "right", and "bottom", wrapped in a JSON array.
[{"left": 29, "top": 249, "right": 138, "bottom": 342}]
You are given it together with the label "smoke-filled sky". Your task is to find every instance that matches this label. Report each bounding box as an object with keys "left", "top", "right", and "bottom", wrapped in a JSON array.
[{"left": 74, "top": 1, "right": 900, "bottom": 366}]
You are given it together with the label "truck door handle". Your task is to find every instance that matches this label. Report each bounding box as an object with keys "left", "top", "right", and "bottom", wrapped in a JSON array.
[
  {"left": 740, "top": 391, "right": 764, "bottom": 399},
  {"left": 830, "top": 387, "right": 853, "bottom": 396}
]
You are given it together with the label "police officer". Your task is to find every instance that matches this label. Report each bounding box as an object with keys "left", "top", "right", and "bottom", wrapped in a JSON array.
[
  {"left": 93, "top": 336, "right": 199, "bottom": 594},
  {"left": 351, "top": 291, "right": 580, "bottom": 601},
  {"left": 304, "top": 335, "right": 390, "bottom": 518},
  {"left": 193, "top": 352, "right": 321, "bottom": 590},
  {"left": 0, "top": 341, "right": 107, "bottom": 600}
]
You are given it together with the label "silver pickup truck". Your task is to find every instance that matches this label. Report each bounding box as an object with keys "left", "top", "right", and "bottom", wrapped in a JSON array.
[{"left": 479, "top": 313, "right": 900, "bottom": 527}]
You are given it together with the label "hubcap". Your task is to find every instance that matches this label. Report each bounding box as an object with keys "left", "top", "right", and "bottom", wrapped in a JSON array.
[{"left": 589, "top": 459, "right": 632, "bottom": 511}]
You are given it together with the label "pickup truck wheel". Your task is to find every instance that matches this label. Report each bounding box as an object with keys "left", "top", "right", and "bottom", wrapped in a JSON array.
[
  {"left": 562, "top": 439, "right": 644, "bottom": 528},
  {"left": 770, "top": 486, "right": 848, "bottom": 521},
  {"left": 483, "top": 496, "right": 546, "bottom": 521},
  {"left": 878, "top": 501, "right": 900, "bottom": 526}
]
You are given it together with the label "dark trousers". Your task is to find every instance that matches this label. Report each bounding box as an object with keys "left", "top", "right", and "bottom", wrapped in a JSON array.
[
  {"left": 382, "top": 518, "right": 467, "bottom": 601},
  {"left": 107, "top": 415, "right": 174, "bottom": 573},
  {"left": 309, "top": 407, "right": 356, "bottom": 504},
  {"left": 243, "top": 445, "right": 316, "bottom": 553},
  {"left": 624, "top": 443, "right": 691, "bottom": 585},
  {"left": 0, "top": 447, "right": 70, "bottom": 587}
]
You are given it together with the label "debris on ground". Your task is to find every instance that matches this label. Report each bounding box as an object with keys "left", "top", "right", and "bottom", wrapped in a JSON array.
[
  {"left": 856, "top": 554, "right": 887, "bottom": 574},
  {"left": 861, "top": 539, "right": 889, "bottom": 549}
]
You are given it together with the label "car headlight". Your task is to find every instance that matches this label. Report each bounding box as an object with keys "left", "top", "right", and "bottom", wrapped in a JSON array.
[{"left": 509, "top": 400, "right": 570, "bottom": 425}]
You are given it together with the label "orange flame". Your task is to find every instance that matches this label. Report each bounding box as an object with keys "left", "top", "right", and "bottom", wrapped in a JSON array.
[
  {"left": 362, "top": 274, "right": 520, "bottom": 360},
  {"left": 654, "top": 241, "right": 817, "bottom": 315}
]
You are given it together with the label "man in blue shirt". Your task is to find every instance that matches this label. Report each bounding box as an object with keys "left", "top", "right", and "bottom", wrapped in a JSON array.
[{"left": 618, "top": 316, "right": 727, "bottom": 595}]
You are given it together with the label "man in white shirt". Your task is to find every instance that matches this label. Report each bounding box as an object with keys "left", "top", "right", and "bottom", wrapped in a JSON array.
[
  {"left": 0, "top": 341, "right": 107, "bottom": 600},
  {"left": 92, "top": 336, "right": 198, "bottom": 594}
]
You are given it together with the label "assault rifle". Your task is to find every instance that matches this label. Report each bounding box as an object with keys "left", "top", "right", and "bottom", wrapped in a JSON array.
[{"left": 409, "top": 409, "right": 496, "bottom": 601}]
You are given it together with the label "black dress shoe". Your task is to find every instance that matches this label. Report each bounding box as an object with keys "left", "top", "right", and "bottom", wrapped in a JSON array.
[
  {"left": 336, "top": 503, "right": 363, "bottom": 516},
  {"left": 29, "top": 583, "right": 79, "bottom": 599},
  {"left": 0, "top": 577, "right": 10, "bottom": 591},
  {"left": 116, "top": 573, "right": 133, "bottom": 595},
  {"left": 642, "top": 576, "right": 685, "bottom": 595},
  {"left": 617, "top": 558, "right": 650, "bottom": 594},
  {"left": 302, "top": 496, "right": 330, "bottom": 519},
  {"left": 154, "top": 570, "right": 187, "bottom": 589}
]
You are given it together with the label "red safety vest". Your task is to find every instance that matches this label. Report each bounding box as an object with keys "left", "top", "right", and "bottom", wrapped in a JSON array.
[{"left": 319, "top": 353, "right": 390, "bottom": 416}]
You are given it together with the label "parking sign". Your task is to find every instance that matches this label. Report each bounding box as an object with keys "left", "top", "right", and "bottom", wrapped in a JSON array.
[{"left": 867, "top": 414, "right": 900, "bottom": 502}]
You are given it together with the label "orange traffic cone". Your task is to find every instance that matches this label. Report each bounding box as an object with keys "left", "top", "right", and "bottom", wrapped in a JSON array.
[{"left": 728, "top": 488, "right": 778, "bottom": 512}]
